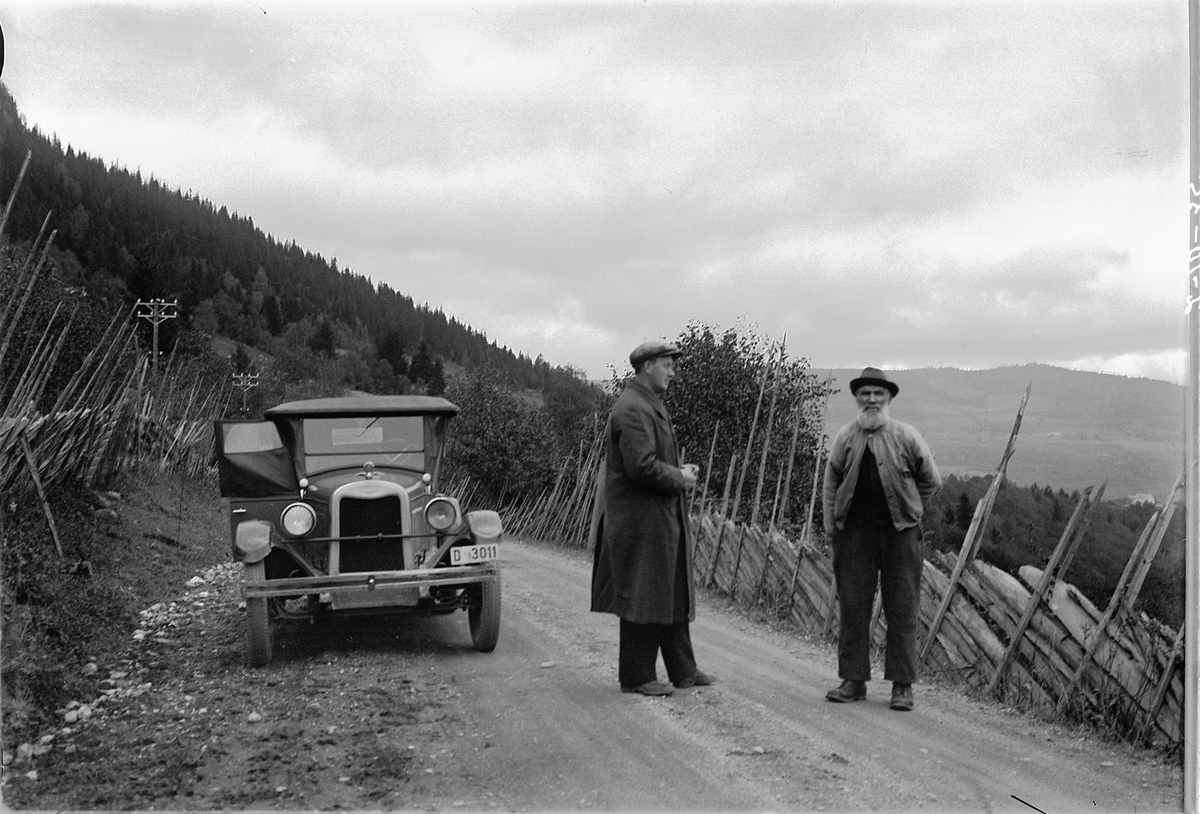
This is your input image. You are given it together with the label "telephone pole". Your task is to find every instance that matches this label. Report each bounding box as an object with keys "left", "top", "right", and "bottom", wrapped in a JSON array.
[
  {"left": 135, "top": 299, "right": 178, "bottom": 377},
  {"left": 232, "top": 373, "right": 260, "bottom": 411}
]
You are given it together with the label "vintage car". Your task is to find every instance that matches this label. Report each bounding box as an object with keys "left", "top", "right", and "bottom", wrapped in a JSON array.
[{"left": 214, "top": 395, "right": 502, "bottom": 666}]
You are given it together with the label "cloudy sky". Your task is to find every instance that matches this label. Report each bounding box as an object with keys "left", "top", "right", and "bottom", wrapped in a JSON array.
[{"left": 0, "top": 1, "right": 1192, "bottom": 382}]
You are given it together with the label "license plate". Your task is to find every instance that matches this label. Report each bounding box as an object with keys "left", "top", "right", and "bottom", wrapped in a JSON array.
[{"left": 450, "top": 543, "right": 499, "bottom": 565}]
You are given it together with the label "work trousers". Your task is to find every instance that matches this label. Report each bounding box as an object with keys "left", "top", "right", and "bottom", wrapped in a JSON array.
[
  {"left": 832, "top": 522, "right": 923, "bottom": 684},
  {"left": 618, "top": 619, "right": 697, "bottom": 688}
]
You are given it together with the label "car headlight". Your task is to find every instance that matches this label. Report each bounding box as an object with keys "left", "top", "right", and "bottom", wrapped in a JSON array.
[
  {"left": 424, "top": 497, "right": 461, "bottom": 532},
  {"left": 281, "top": 502, "right": 316, "bottom": 537}
]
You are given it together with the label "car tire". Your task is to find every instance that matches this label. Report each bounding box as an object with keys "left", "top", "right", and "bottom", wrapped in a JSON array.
[
  {"left": 468, "top": 575, "right": 501, "bottom": 653},
  {"left": 245, "top": 560, "right": 273, "bottom": 667}
]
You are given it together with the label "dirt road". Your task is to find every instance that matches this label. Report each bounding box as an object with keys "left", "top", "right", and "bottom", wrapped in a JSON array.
[{"left": 3, "top": 538, "right": 1183, "bottom": 811}]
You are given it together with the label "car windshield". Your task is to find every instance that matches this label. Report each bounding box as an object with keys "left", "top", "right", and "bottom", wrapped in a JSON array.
[{"left": 301, "top": 416, "right": 427, "bottom": 474}]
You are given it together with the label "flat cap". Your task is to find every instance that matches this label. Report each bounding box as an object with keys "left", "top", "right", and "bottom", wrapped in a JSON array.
[
  {"left": 849, "top": 366, "right": 899, "bottom": 397},
  {"left": 630, "top": 340, "right": 681, "bottom": 369}
]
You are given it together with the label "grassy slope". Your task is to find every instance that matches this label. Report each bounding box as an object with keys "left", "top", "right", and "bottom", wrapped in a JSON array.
[{"left": 1, "top": 468, "right": 228, "bottom": 749}]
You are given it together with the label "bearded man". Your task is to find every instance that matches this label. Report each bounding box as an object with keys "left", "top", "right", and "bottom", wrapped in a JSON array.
[{"left": 822, "top": 367, "right": 941, "bottom": 711}]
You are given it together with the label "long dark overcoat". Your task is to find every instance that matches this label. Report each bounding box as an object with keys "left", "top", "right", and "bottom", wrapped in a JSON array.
[{"left": 589, "top": 377, "right": 695, "bottom": 625}]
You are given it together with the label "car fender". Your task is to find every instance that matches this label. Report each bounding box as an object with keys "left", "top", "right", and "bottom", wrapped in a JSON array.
[
  {"left": 465, "top": 510, "right": 503, "bottom": 544},
  {"left": 234, "top": 519, "right": 274, "bottom": 564}
]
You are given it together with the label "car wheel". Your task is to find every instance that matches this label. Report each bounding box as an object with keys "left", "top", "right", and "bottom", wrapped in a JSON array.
[
  {"left": 468, "top": 575, "right": 500, "bottom": 652},
  {"left": 245, "top": 560, "right": 273, "bottom": 667}
]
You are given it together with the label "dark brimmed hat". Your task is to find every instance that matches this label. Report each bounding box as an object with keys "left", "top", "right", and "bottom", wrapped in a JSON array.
[
  {"left": 849, "top": 366, "right": 898, "bottom": 398},
  {"left": 630, "top": 340, "right": 681, "bottom": 369}
]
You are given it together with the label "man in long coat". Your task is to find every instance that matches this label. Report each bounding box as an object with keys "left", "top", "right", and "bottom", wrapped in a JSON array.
[{"left": 590, "top": 340, "right": 713, "bottom": 697}]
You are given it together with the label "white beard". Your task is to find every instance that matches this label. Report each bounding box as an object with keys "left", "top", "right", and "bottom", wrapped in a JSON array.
[{"left": 856, "top": 403, "right": 890, "bottom": 431}]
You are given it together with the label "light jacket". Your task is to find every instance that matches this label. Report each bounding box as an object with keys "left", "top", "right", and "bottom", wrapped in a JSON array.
[
  {"left": 589, "top": 377, "right": 695, "bottom": 625},
  {"left": 822, "top": 417, "right": 941, "bottom": 536}
]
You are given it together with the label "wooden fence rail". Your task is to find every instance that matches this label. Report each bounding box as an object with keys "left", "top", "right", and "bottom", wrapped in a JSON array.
[{"left": 2, "top": 235, "right": 234, "bottom": 502}]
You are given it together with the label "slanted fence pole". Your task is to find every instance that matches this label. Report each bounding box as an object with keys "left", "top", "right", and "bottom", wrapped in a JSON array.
[
  {"left": 0, "top": 149, "right": 32, "bottom": 240},
  {"left": 920, "top": 384, "right": 1030, "bottom": 664},
  {"left": 1142, "top": 622, "right": 1187, "bottom": 741},
  {"left": 776, "top": 405, "right": 805, "bottom": 529},
  {"left": 788, "top": 441, "right": 825, "bottom": 619},
  {"left": 705, "top": 452, "right": 738, "bottom": 587},
  {"left": 19, "top": 430, "right": 63, "bottom": 558},
  {"left": 0, "top": 214, "right": 54, "bottom": 379},
  {"left": 698, "top": 420, "right": 720, "bottom": 516},
  {"left": 725, "top": 525, "right": 747, "bottom": 597},
  {"left": 1052, "top": 479, "right": 1107, "bottom": 593},
  {"left": 986, "top": 483, "right": 1105, "bottom": 697},
  {"left": 731, "top": 360, "right": 770, "bottom": 527},
  {"left": 821, "top": 580, "right": 839, "bottom": 639},
  {"left": 727, "top": 356, "right": 774, "bottom": 592},
  {"left": 1123, "top": 471, "right": 1185, "bottom": 616},
  {"left": 1055, "top": 500, "right": 1167, "bottom": 714},
  {"left": 754, "top": 467, "right": 787, "bottom": 604},
  {"left": 748, "top": 338, "right": 786, "bottom": 529}
]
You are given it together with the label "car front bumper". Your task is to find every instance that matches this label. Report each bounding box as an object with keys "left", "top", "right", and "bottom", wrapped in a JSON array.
[{"left": 241, "top": 563, "right": 499, "bottom": 599}]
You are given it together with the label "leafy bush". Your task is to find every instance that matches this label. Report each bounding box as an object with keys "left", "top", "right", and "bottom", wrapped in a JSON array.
[
  {"left": 663, "top": 321, "right": 832, "bottom": 531},
  {"left": 443, "top": 369, "right": 561, "bottom": 504}
]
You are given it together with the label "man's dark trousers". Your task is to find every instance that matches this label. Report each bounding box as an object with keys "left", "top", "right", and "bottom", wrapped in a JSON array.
[
  {"left": 832, "top": 521, "right": 923, "bottom": 684},
  {"left": 618, "top": 620, "right": 697, "bottom": 687},
  {"left": 618, "top": 532, "right": 695, "bottom": 687}
]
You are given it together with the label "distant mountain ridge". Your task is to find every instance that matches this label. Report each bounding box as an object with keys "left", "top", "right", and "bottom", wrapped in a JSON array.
[{"left": 819, "top": 364, "right": 1184, "bottom": 502}]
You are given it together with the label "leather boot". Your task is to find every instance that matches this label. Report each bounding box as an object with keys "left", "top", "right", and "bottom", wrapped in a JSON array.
[
  {"left": 825, "top": 679, "right": 867, "bottom": 702},
  {"left": 890, "top": 682, "right": 914, "bottom": 711}
]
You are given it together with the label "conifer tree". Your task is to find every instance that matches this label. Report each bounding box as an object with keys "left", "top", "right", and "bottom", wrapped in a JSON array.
[{"left": 308, "top": 319, "right": 336, "bottom": 358}]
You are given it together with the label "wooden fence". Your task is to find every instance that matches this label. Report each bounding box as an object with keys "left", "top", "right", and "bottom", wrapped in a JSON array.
[
  {"left": 1, "top": 173, "right": 232, "bottom": 516},
  {"left": 0, "top": 295, "right": 229, "bottom": 501}
]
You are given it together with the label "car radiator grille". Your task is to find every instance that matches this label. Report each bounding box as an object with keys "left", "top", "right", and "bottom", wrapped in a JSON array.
[{"left": 339, "top": 495, "right": 405, "bottom": 573}]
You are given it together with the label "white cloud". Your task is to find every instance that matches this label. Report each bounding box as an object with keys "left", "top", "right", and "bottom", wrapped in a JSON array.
[
  {"left": 1064, "top": 350, "right": 1188, "bottom": 385},
  {"left": 0, "top": 1, "right": 1188, "bottom": 383}
]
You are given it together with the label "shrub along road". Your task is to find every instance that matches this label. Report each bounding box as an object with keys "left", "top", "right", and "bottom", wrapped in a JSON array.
[{"left": 2, "top": 531, "right": 1183, "bottom": 811}]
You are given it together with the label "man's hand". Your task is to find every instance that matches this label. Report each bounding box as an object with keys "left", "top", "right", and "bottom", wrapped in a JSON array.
[{"left": 681, "top": 463, "right": 699, "bottom": 491}]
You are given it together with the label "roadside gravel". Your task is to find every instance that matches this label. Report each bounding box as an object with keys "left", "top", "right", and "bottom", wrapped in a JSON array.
[{"left": 3, "top": 556, "right": 486, "bottom": 810}]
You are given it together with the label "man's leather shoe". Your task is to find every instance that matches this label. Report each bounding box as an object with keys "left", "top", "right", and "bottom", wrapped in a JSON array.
[
  {"left": 621, "top": 680, "right": 674, "bottom": 697},
  {"left": 890, "top": 683, "right": 914, "bottom": 711},
  {"left": 825, "top": 680, "right": 867, "bottom": 702},
  {"left": 674, "top": 670, "right": 715, "bottom": 689}
]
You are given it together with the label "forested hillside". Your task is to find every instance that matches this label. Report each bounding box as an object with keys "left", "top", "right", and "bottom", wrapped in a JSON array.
[
  {"left": 0, "top": 83, "right": 591, "bottom": 402},
  {"left": 921, "top": 475, "right": 1183, "bottom": 628}
]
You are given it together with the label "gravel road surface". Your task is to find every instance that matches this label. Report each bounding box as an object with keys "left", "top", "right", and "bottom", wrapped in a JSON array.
[{"left": 2, "top": 538, "right": 1183, "bottom": 811}]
